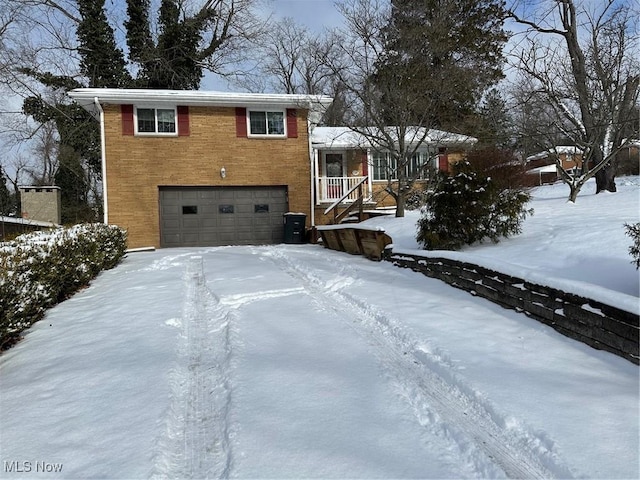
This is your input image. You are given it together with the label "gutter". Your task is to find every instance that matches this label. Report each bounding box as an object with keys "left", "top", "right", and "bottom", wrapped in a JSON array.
[
  {"left": 94, "top": 97, "right": 108, "bottom": 224},
  {"left": 70, "top": 88, "right": 333, "bottom": 112}
]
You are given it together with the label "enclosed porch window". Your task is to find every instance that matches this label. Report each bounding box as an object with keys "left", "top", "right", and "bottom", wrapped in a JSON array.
[{"left": 372, "top": 150, "right": 435, "bottom": 180}]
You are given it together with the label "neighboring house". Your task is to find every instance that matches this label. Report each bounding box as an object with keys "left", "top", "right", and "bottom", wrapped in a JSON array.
[
  {"left": 0, "top": 216, "right": 58, "bottom": 241},
  {"left": 525, "top": 142, "right": 639, "bottom": 185},
  {"left": 68, "top": 88, "right": 332, "bottom": 249},
  {"left": 69, "top": 88, "right": 476, "bottom": 249},
  {"left": 311, "top": 126, "right": 476, "bottom": 212},
  {"left": 616, "top": 140, "right": 640, "bottom": 176},
  {"left": 1, "top": 186, "right": 61, "bottom": 241},
  {"left": 525, "top": 146, "right": 584, "bottom": 185}
]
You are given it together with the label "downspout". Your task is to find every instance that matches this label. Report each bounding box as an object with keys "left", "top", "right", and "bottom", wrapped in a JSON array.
[
  {"left": 367, "top": 149, "right": 373, "bottom": 199},
  {"left": 308, "top": 116, "right": 316, "bottom": 229},
  {"left": 94, "top": 97, "right": 108, "bottom": 224}
]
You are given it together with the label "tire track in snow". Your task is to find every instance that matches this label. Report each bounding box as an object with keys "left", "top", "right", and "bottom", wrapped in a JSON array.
[
  {"left": 151, "top": 256, "right": 234, "bottom": 479},
  {"left": 264, "top": 247, "right": 573, "bottom": 479}
]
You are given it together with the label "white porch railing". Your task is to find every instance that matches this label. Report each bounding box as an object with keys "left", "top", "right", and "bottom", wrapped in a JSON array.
[{"left": 318, "top": 176, "right": 368, "bottom": 203}]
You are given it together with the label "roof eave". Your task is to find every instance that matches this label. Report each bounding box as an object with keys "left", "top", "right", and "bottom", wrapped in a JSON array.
[{"left": 67, "top": 88, "right": 334, "bottom": 112}]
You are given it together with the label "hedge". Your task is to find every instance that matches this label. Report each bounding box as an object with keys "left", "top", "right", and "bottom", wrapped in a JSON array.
[{"left": 0, "top": 224, "right": 127, "bottom": 350}]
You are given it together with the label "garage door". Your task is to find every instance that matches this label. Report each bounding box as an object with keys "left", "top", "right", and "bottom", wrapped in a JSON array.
[{"left": 159, "top": 186, "right": 289, "bottom": 247}]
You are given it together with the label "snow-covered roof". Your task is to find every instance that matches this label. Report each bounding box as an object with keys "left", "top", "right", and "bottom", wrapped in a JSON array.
[
  {"left": 311, "top": 126, "right": 476, "bottom": 149},
  {"left": 0, "top": 216, "right": 58, "bottom": 228},
  {"left": 526, "top": 164, "right": 558, "bottom": 174},
  {"left": 526, "top": 146, "right": 584, "bottom": 162},
  {"left": 311, "top": 127, "right": 363, "bottom": 148},
  {"left": 68, "top": 88, "right": 334, "bottom": 118},
  {"left": 527, "top": 141, "right": 640, "bottom": 162}
]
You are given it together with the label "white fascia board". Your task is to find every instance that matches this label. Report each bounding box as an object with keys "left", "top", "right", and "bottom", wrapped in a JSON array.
[{"left": 68, "top": 88, "right": 333, "bottom": 112}]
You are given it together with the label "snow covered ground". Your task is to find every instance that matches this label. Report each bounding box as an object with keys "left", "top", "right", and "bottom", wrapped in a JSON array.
[
  {"left": 0, "top": 178, "right": 638, "bottom": 479},
  {"left": 365, "top": 176, "right": 640, "bottom": 302}
]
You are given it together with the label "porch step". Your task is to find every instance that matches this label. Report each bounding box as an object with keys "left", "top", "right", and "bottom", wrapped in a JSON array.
[
  {"left": 340, "top": 208, "right": 395, "bottom": 224},
  {"left": 317, "top": 225, "right": 393, "bottom": 261}
]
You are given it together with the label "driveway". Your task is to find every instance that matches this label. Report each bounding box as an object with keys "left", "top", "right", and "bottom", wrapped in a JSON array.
[{"left": 0, "top": 245, "right": 637, "bottom": 479}]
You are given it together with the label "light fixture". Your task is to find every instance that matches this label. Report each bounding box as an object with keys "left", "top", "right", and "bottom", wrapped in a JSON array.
[{"left": 220, "top": 166, "right": 226, "bottom": 178}]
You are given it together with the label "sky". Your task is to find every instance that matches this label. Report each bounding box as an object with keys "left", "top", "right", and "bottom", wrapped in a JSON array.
[
  {"left": 268, "top": 0, "right": 344, "bottom": 30},
  {"left": 0, "top": 177, "right": 638, "bottom": 479},
  {"left": 203, "top": 0, "right": 346, "bottom": 90}
]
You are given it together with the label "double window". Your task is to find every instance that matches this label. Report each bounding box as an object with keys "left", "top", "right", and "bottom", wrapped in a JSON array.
[
  {"left": 372, "top": 150, "right": 435, "bottom": 181},
  {"left": 248, "top": 110, "right": 285, "bottom": 136},
  {"left": 136, "top": 107, "right": 176, "bottom": 135}
]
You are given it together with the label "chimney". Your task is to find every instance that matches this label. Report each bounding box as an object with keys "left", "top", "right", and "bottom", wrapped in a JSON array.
[{"left": 19, "top": 186, "right": 62, "bottom": 224}]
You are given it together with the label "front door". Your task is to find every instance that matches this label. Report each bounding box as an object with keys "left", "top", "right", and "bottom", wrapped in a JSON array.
[{"left": 324, "top": 152, "right": 345, "bottom": 199}]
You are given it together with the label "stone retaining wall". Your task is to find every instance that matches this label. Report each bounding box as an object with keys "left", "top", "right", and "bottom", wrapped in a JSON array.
[{"left": 385, "top": 250, "right": 639, "bottom": 364}]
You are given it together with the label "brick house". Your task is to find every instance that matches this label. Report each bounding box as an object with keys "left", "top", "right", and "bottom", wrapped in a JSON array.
[
  {"left": 69, "top": 88, "right": 332, "bottom": 249},
  {"left": 525, "top": 146, "right": 584, "bottom": 185},
  {"left": 525, "top": 143, "right": 639, "bottom": 185},
  {"left": 311, "top": 126, "right": 476, "bottom": 215},
  {"left": 69, "top": 88, "right": 477, "bottom": 248}
]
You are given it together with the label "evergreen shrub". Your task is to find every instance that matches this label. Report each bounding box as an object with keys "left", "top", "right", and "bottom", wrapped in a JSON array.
[
  {"left": 0, "top": 224, "right": 127, "bottom": 349},
  {"left": 625, "top": 223, "right": 640, "bottom": 269},
  {"left": 416, "top": 160, "right": 533, "bottom": 250}
]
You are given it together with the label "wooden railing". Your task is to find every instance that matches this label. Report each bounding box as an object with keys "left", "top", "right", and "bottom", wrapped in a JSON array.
[
  {"left": 318, "top": 176, "right": 367, "bottom": 203},
  {"left": 322, "top": 177, "right": 368, "bottom": 224}
]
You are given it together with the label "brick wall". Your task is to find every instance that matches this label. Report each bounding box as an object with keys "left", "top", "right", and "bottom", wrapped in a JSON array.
[{"left": 103, "top": 105, "right": 311, "bottom": 248}]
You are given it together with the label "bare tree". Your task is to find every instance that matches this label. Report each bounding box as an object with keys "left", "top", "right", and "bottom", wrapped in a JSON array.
[
  {"left": 232, "top": 16, "right": 349, "bottom": 124},
  {"left": 327, "top": 0, "right": 440, "bottom": 217},
  {"left": 0, "top": 2, "right": 20, "bottom": 41},
  {"left": 24, "top": 121, "right": 59, "bottom": 185},
  {"left": 508, "top": 0, "right": 640, "bottom": 202},
  {"left": 320, "top": 0, "right": 504, "bottom": 217}
]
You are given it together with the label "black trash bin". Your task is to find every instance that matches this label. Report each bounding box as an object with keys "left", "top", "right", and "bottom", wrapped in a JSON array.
[{"left": 283, "top": 213, "right": 306, "bottom": 244}]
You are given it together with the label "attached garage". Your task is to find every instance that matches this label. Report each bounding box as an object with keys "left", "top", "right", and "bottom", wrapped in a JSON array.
[{"left": 159, "top": 186, "right": 289, "bottom": 247}]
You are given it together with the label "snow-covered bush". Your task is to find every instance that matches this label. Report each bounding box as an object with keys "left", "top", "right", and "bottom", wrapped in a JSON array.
[
  {"left": 0, "top": 224, "right": 127, "bottom": 349},
  {"left": 416, "top": 160, "right": 533, "bottom": 250},
  {"left": 625, "top": 223, "right": 640, "bottom": 269}
]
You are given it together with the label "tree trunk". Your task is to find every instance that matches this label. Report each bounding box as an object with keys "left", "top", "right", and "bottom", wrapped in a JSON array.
[
  {"left": 396, "top": 190, "right": 406, "bottom": 217},
  {"left": 595, "top": 163, "right": 617, "bottom": 194},
  {"left": 568, "top": 183, "right": 580, "bottom": 203}
]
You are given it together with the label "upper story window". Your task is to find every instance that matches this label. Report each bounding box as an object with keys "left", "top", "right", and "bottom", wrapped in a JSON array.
[
  {"left": 136, "top": 107, "right": 177, "bottom": 135},
  {"left": 248, "top": 110, "right": 285, "bottom": 136}
]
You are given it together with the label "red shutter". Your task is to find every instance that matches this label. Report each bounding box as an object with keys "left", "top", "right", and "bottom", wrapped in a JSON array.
[
  {"left": 286, "top": 109, "right": 298, "bottom": 138},
  {"left": 438, "top": 147, "right": 449, "bottom": 172},
  {"left": 235, "top": 107, "right": 247, "bottom": 137},
  {"left": 177, "top": 106, "right": 189, "bottom": 136},
  {"left": 121, "top": 104, "right": 134, "bottom": 135},
  {"left": 361, "top": 151, "right": 369, "bottom": 176}
]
